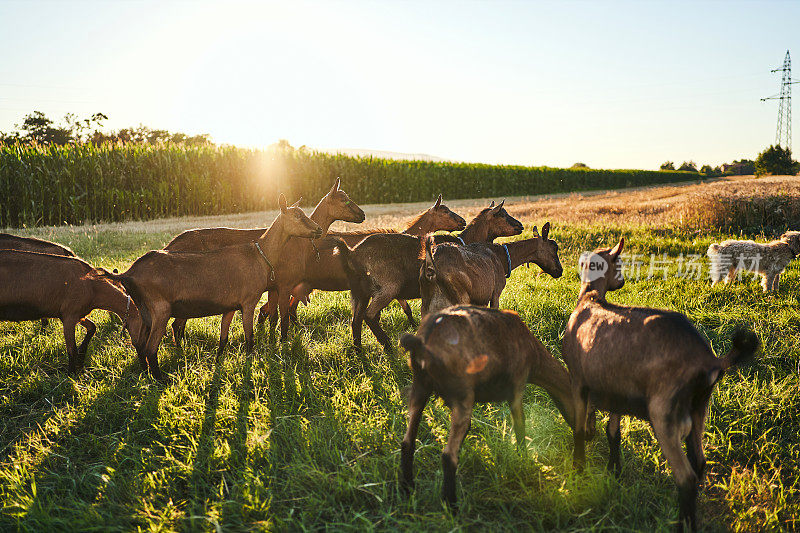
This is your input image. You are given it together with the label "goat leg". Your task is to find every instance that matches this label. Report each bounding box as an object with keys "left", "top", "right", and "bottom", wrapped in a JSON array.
[
  {"left": 650, "top": 411, "right": 699, "bottom": 532},
  {"left": 571, "top": 387, "right": 591, "bottom": 472},
  {"left": 509, "top": 390, "right": 526, "bottom": 453},
  {"left": 441, "top": 400, "right": 473, "bottom": 509},
  {"left": 241, "top": 304, "right": 256, "bottom": 353},
  {"left": 76, "top": 317, "right": 96, "bottom": 369},
  {"left": 171, "top": 318, "right": 187, "bottom": 348},
  {"left": 397, "top": 299, "right": 417, "bottom": 328},
  {"left": 62, "top": 318, "right": 80, "bottom": 375},
  {"left": 606, "top": 413, "right": 622, "bottom": 477},
  {"left": 401, "top": 383, "right": 431, "bottom": 493},
  {"left": 217, "top": 311, "right": 236, "bottom": 358}
]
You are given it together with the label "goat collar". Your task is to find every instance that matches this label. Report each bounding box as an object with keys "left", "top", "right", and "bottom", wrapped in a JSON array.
[
  {"left": 502, "top": 244, "right": 512, "bottom": 278},
  {"left": 254, "top": 241, "right": 276, "bottom": 281},
  {"left": 454, "top": 235, "right": 465, "bottom": 246}
]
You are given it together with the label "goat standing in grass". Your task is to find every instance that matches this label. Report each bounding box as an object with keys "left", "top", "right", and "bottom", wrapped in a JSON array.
[
  {"left": 399, "top": 305, "right": 578, "bottom": 508},
  {"left": 1, "top": 233, "right": 76, "bottom": 330},
  {"left": 105, "top": 195, "right": 322, "bottom": 381},
  {"left": 419, "top": 222, "right": 562, "bottom": 318},
  {"left": 262, "top": 193, "right": 466, "bottom": 329},
  {"left": 563, "top": 238, "right": 759, "bottom": 531},
  {"left": 707, "top": 230, "right": 800, "bottom": 292},
  {"left": 333, "top": 200, "right": 523, "bottom": 351},
  {"left": 166, "top": 178, "right": 365, "bottom": 346},
  {"left": 0, "top": 250, "right": 146, "bottom": 375}
]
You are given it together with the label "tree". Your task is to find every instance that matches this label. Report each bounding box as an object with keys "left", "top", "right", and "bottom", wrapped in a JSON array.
[
  {"left": 754, "top": 145, "right": 797, "bottom": 177},
  {"left": 660, "top": 161, "right": 675, "bottom": 171},
  {"left": 570, "top": 162, "right": 589, "bottom": 169},
  {"left": 700, "top": 164, "right": 713, "bottom": 175},
  {"left": 678, "top": 161, "right": 697, "bottom": 172}
]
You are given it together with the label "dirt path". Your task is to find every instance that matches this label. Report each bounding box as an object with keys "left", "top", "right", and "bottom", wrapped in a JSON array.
[{"left": 11, "top": 174, "right": 797, "bottom": 240}]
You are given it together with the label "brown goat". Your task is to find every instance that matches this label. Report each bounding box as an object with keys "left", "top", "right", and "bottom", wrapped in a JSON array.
[
  {"left": 562, "top": 239, "right": 759, "bottom": 532},
  {"left": 0, "top": 250, "right": 146, "bottom": 374},
  {"left": 260, "top": 194, "right": 467, "bottom": 330},
  {"left": 168, "top": 178, "right": 365, "bottom": 345},
  {"left": 419, "top": 222, "right": 563, "bottom": 318},
  {"left": 104, "top": 195, "right": 322, "bottom": 381},
  {"left": 399, "top": 305, "right": 577, "bottom": 508},
  {"left": 334, "top": 201, "right": 523, "bottom": 351},
  {"left": 0, "top": 233, "right": 77, "bottom": 329}
]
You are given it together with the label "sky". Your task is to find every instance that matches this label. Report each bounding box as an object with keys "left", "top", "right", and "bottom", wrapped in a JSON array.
[{"left": 1, "top": 0, "right": 798, "bottom": 170}]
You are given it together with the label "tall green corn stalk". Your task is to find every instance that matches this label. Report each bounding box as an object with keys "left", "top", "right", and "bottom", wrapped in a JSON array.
[{"left": 0, "top": 143, "right": 698, "bottom": 228}]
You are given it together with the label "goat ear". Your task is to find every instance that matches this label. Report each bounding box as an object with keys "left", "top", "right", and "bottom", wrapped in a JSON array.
[
  {"left": 290, "top": 197, "right": 303, "bottom": 208},
  {"left": 279, "top": 194, "right": 288, "bottom": 213},
  {"left": 542, "top": 222, "right": 550, "bottom": 240},
  {"left": 491, "top": 199, "right": 505, "bottom": 214},
  {"left": 610, "top": 238, "right": 624, "bottom": 259},
  {"left": 531, "top": 225, "right": 538, "bottom": 236},
  {"left": 330, "top": 177, "right": 340, "bottom": 193},
  {"left": 489, "top": 200, "right": 495, "bottom": 208},
  {"left": 433, "top": 194, "right": 442, "bottom": 208},
  {"left": 465, "top": 354, "right": 488, "bottom": 374}
]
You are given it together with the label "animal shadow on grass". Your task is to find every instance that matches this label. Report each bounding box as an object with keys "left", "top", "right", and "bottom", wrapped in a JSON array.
[
  {"left": 0, "top": 316, "right": 131, "bottom": 464},
  {"left": 185, "top": 350, "right": 226, "bottom": 528},
  {"left": 7, "top": 358, "right": 166, "bottom": 530}
]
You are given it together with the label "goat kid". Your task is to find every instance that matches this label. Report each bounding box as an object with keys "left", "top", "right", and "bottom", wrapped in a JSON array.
[
  {"left": 563, "top": 238, "right": 759, "bottom": 531},
  {"left": 104, "top": 195, "right": 321, "bottom": 381},
  {"left": 399, "top": 305, "right": 577, "bottom": 508},
  {"left": 420, "top": 222, "right": 563, "bottom": 318},
  {"left": 0, "top": 250, "right": 146, "bottom": 374}
]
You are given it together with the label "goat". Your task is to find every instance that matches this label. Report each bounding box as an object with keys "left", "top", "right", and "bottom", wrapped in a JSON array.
[
  {"left": 333, "top": 201, "right": 523, "bottom": 351},
  {"left": 707, "top": 230, "right": 800, "bottom": 291},
  {"left": 562, "top": 238, "right": 759, "bottom": 531},
  {"left": 399, "top": 305, "right": 577, "bottom": 508},
  {"left": 260, "top": 194, "right": 467, "bottom": 330},
  {"left": 0, "top": 233, "right": 76, "bottom": 330},
  {"left": 168, "top": 178, "right": 365, "bottom": 345},
  {"left": 103, "top": 195, "right": 322, "bottom": 381},
  {"left": 0, "top": 250, "right": 146, "bottom": 374},
  {"left": 420, "top": 222, "right": 562, "bottom": 318}
]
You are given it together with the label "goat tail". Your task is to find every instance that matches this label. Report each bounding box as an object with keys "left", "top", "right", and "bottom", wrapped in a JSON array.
[
  {"left": 400, "top": 333, "right": 430, "bottom": 369},
  {"left": 721, "top": 328, "right": 759, "bottom": 370}
]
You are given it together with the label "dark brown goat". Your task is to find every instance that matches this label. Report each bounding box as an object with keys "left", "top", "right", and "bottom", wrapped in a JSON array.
[
  {"left": 260, "top": 194, "right": 466, "bottom": 330},
  {"left": 562, "top": 239, "right": 759, "bottom": 532},
  {"left": 0, "top": 233, "right": 77, "bottom": 329},
  {"left": 104, "top": 195, "right": 322, "bottom": 381},
  {"left": 168, "top": 178, "right": 365, "bottom": 345},
  {"left": 334, "top": 201, "right": 523, "bottom": 351},
  {"left": 419, "top": 222, "right": 562, "bottom": 318},
  {"left": 399, "top": 305, "right": 577, "bottom": 508},
  {"left": 0, "top": 250, "right": 146, "bottom": 374}
]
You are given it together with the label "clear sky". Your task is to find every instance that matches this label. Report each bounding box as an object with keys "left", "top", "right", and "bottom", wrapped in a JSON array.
[{"left": 1, "top": 0, "right": 798, "bottom": 169}]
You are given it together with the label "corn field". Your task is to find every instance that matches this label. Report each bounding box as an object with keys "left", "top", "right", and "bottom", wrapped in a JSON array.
[{"left": 0, "top": 143, "right": 697, "bottom": 227}]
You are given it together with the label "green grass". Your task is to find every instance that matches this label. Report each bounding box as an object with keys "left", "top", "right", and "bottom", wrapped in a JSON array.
[{"left": 1, "top": 223, "right": 798, "bottom": 532}]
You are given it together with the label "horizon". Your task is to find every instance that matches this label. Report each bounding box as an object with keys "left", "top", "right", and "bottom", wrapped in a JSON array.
[{"left": 1, "top": 0, "right": 798, "bottom": 170}]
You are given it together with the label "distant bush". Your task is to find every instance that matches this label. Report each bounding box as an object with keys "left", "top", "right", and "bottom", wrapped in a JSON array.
[
  {"left": 570, "top": 162, "right": 589, "bottom": 169},
  {"left": 660, "top": 161, "right": 675, "bottom": 171},
  {"left": 680, "top": 192, "right": 800, "bottom": 232},
  {"left": 755, "top": 145, "right": 797, "bottom": 177},
  {"left": 0, "top": 144, "right": 699, "bottom": 227},
  {"left": 678, "top": 161, "right": 697, "bottom": 172}
]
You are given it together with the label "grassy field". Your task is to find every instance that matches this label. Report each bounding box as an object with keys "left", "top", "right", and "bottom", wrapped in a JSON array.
[{"left": 0, "top": 209, "right": 798, "bottom": 531}]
